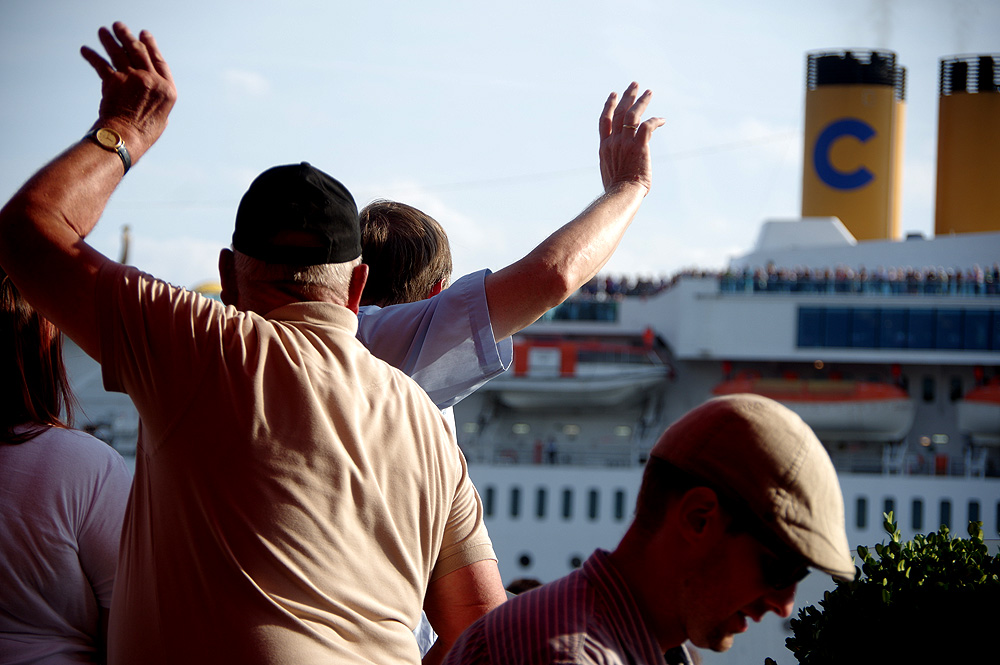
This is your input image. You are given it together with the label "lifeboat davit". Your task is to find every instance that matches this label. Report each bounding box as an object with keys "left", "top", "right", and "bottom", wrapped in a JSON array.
[
  {"left": 713, "top": 375, "right": 915, "bottom": 442},
  {"left": 957, "top": 379, "right": 1000, "bottom": 446}
]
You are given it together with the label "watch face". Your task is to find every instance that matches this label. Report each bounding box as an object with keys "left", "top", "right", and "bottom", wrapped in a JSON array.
[{"left": 94, "top": 128, "right": 123, "bottom": 150}]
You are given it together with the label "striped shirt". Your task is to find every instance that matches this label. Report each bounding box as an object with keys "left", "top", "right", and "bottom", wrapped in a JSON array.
[{"left": 443, "top": 550, "right": 691, "bottom": 665}]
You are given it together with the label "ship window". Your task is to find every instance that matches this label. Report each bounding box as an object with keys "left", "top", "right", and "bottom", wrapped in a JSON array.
[
  {"left": 484, "top": 486, "right": 495, "bottom": 518},
  {"left": 935, "top": 311, "right": 963, "bottom": 350},
  {"left": 883, "top": 498, "right": 895, "bottom": 520},
  {"left": 823, "top": 308, "right": 851, "bottom": 347},
  {"left": 562, "top": 424, "right": 580, "bottom": 436},
  {"left": 907, "top": 310, "right": 935, "bottom": 349},
  {"left": 569, "top": 554, "right": 583, "bottom": 569},
  {"left": 517, "top": 553, "right": 532, "bottom": 569},
  {"left": 797, "top": 308, "right": 824, "bottom": 347},
  {"left": 510, "top": 487, "right": 521, "bottom": 519},
  {"left": 614, "top": 490, "right": 627, "bottom": 521},
  {"left": 561, "top": 489, "right": 573, "bottom": 520},
  {"left": 880, "top": 310, "right": 907, "bottom": 349},
  {"left": 939, "top": 499, "right": 951, "bottom": 530},
  {"left": 921, "top": 376, "right": 935, "bottom": 403},
  {"left": 949, "top": 377, "right": 963, "bottom": 402},
  {"left": 587, "top": 489, "right": 599, "bottom": 521},
  {"left": 851, "top": 309, "right": 879, "bottom": 348},
  {"left": 911, "top": 499, "right": 924, "bottom": 530},
  {"left": 614, "top": 426, "right": 631, "bottom": 437},
  {"left": 536, "top": 488, "right": 547, "bottom": 519},
  {"left": 512, "top": 423, "right": 531, "bottom": 435},
  {"left": 855, "top": 496, "right": 868, "bottom": 530},
  {"left": 964, "top": 310, "right": 991, "bottom": 350},
  {"left": 968, "top": 500, "right": 980, "bottom": 524}
]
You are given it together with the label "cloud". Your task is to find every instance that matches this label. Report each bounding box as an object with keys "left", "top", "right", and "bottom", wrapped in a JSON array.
[
  {"left": 126, "top": 236, "right": 224, "bottom": 290},
  {"left": 354, "top": 180, "right": 505, "bottom": 278},
  {"left": 221, "top": 69, "right": 271, "bottom": 98}
]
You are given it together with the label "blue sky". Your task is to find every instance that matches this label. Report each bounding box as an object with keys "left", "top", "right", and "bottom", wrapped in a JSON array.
[{"left": 1, "top": 0, "right": 997, "bottom": 289}]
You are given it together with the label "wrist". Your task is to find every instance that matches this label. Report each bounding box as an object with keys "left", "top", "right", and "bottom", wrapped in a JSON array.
[
  {"left": 89, "top": 118, "right": 146, "bottom": 164},
  {"left": 84, "top": 126, "right": 131, "bottom": 176},
  {"left": 606, "top": 179, "right": 650, "bottom": 198}
]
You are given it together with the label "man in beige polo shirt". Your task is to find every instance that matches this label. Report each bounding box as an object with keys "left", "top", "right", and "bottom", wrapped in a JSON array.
[{"left": 0, "top": 22, "right": 504, "bottom": 664}]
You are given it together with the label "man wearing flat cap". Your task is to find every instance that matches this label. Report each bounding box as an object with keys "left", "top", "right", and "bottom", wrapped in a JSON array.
[
  {"left": 0, "top": 23, "right": 505, "bottom": 664},
  {"left": 443, "top": 394, "right": 854, "bottom": 665}
]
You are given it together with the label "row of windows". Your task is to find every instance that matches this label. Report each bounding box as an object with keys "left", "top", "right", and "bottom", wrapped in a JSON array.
[
  {"left": 853, "top": 496, "right": 997, "bottom": 533},
  {"left": 484, "top": 486, "right": 997, "bottom": 536},
  {"left": 797, "top": 307, "right": 1000, "bottom": 350},
  {"left": 482, "top": 486, "right": 630, "bottom": 522}
]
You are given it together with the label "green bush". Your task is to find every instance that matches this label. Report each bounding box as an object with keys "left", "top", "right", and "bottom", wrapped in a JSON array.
[{"left": 766, "top": 514, "right": 1000, "bottom": 663}]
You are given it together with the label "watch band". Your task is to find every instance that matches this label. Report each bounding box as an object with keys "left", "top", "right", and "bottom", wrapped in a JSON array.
[{"left": 85, "top": 127, "right": 132, "bottom": 176}]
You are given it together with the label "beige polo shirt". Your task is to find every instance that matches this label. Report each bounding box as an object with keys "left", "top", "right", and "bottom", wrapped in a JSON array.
[{"left": 98, "top": 264, "right": 494, "bottom": 664}]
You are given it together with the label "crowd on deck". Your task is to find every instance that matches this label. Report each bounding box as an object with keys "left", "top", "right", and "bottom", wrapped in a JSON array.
[{"left": 575, "top": 263, "right": 1000, "bottom": 300}]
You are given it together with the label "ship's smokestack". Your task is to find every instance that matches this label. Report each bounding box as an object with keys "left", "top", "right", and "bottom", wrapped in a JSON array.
[
  {"left": 934, "top": 54, "right": 1000, "bottom": 235},
  {"left": 801, "top": 49, "right": 906, "bottom": 241}
]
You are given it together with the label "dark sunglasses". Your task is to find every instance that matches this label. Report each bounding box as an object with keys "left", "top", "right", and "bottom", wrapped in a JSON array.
[
  {"left": 757, "top": 548, "right": 810, "bottom": 590},
  {"left": 721, "top": 496, "right": 811, "bottom": 590}
]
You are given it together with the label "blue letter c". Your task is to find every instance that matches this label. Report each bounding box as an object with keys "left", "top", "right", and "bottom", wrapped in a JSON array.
[{"left": 813, "top": 119, "right": 875, "bottom": 190}]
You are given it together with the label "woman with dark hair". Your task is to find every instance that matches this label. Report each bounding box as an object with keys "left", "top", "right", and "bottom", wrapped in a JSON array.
[{"left": 0, "top": 273, "right": 131, "bottom": 663}]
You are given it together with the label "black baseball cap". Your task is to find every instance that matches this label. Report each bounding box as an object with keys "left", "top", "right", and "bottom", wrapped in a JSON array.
[{"left": 232, "top": 163, "right": 361, "bottom": 265}]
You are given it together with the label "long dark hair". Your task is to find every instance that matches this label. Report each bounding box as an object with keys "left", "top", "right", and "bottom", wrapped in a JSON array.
[{"left": 0, "top": 273, "right": 75, "bottom": 443}]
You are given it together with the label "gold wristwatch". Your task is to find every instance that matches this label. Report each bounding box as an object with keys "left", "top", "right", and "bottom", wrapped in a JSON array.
[{"left": 85, "top": 127, "right": 131, "bottom": 175}]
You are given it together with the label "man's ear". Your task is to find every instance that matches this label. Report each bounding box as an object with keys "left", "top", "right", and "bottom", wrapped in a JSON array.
[
  {"left": 219, "top": 248, "right": 238, "bottom": 307},
  {"left": 346, "top": 263, "right": 369, "bottom": 314},
  {"left": 675, "top": 486, "right": 724, "bottom": 544},
  {"left": 425, "top": 278, "right": 446, "bottom": 300}
]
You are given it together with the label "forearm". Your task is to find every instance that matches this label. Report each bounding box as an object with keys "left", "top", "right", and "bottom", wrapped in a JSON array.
[
  {"left": 485, "top": 180, "right": 646, "bottom": 341},
  {"left": 0, "top": 135, "right": 134, "bottom": 351},
  {"left": 3, "top": 132, "right": 130, "bottom": 243}
]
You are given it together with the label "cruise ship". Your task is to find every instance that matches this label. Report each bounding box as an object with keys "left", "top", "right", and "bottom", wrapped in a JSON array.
[
  {"left": 451, "top": 50, "right": 1000, "bottom": 663},
  {"left": 62, "top": 49, "right": 998, "bottom": 664}
]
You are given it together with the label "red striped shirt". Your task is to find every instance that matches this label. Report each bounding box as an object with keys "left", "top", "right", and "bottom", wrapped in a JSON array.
[{"left": 443, "top": 549, "right": 691, "bottom": 664}]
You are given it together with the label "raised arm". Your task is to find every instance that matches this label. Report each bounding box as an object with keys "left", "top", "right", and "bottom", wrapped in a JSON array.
[
  {"left": 0, "top": 22, "right": 176, "bottom": 360},
  {"left": 484, "top": 82, "right": 664, "bottom": 341}
]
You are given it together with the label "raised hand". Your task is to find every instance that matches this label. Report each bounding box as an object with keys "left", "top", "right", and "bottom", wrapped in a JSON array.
[
  {"left": 80, "top": 22, "right": 177, "bottom": 161},
  {"left": 598, "top": 82, "right": 665, "bottom": 194}
]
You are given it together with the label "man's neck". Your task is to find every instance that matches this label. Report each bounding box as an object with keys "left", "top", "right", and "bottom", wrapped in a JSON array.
[{"left": 608, "top": 536, "right": 686, "bottom": 653}]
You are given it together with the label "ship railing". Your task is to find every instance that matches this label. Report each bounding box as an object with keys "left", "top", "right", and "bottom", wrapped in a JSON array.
[
  {"left": 718, "top": 275, "right": 1000, "bottom": 297},
  {"left": 460, "top": 439, "right": 645, "bottom": 468}
]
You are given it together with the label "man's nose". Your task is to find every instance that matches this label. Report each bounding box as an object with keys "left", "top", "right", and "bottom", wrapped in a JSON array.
[{"left": 763, "top": 583, "right": 797, "bottom": 618}]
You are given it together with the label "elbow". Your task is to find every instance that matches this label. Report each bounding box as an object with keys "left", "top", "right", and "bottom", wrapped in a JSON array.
[{"left": 536, "top": 260, "right": 584, "bottom": 308}]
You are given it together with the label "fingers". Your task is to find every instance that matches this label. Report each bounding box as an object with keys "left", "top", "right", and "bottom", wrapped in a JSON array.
[
  {"left": 601, "top": 83, "right": 661, "bottom": 141},
  {"left": 622, "top": 89, "right": 653, "bottom": 130},
  {"left": 91, "top": 22, "right": 161, "bottom": 74},
  {"left": 599, "top": 92, "right": 617, "bottom": 139},
  {"left": 113, "top": 22, "right": 155, "bottom": 72},
  {"left": 80, "top": 46, "right": 115, "bottom": 79},
  {"left": 140, "top": 30, "right": 174, "bottom": 82},
  {"left": 611, "top": 82, "right": 640, "bottom": 132},
  {"left": 98, "top": 26, "right": 131, "bottom": 72},
  {"left": 634, "top": 115, "right": 666, "bottom": 143}
]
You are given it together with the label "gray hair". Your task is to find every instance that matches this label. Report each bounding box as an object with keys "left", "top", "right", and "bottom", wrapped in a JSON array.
[{"left": 233, "top": 250, "right": 361, "bottom": 306}]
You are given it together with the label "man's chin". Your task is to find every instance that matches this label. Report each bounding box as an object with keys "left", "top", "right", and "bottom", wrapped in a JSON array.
[
  {"left": 691, "top": 633, "right": 735, "bottom": 653},
  {"left": 694, "top": 617, "right": 746, "bottom": 652}
]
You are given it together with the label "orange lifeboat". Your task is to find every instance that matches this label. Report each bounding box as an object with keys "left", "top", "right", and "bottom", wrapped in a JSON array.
[
  {"left": 957, "top": 378, "right": 1000, "bottom": 446},
  {"left": 713, "top": 374, "right": 914, "bottom": 442}
]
